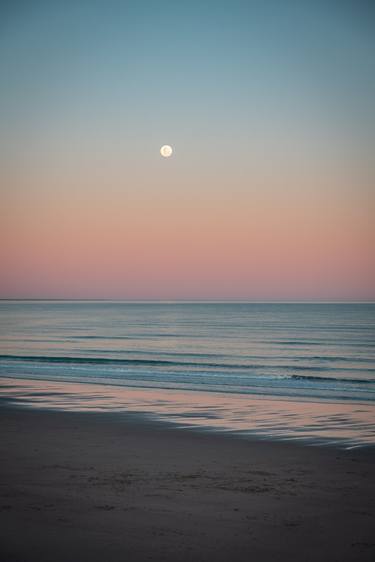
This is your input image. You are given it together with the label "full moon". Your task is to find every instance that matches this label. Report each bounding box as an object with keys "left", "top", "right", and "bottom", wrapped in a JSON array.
[{"left": 160, "top": 145, "right": 173, "bottom": 158}]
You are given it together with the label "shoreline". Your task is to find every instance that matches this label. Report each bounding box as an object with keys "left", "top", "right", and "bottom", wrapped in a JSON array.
[
  {"left": 1, "top": 376, "right": 375, "bottom": 449},
  {"left": 2, "top": 393, "right": 375, "bottom": 453},
  {"left": 1, "top": 403, "right": 375, "bottom": 561}
]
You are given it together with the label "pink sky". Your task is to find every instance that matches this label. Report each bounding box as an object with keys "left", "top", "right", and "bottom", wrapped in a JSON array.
[{"left": 1, "top": 146, "right": 374, "bottom": 300}]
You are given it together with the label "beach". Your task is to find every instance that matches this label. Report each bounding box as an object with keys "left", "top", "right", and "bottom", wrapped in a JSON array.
[
  {"left": 1, "top": 302, "right": 374, "bottom": 560},
  {"left": 1, "top": 403, "right": 374, "bottom": 562}
]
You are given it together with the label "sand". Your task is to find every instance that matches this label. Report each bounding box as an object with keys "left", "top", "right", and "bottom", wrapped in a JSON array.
[{"left": 0, "top": 404, "right": 374, "bottom": 562}]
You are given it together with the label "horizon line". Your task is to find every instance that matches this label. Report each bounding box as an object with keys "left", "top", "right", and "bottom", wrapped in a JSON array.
[{"left": 0, "top": 299, "right": 374, "bottom": 304}]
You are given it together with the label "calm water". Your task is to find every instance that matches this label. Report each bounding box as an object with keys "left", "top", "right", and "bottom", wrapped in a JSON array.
[{"left": 0, "top": 301, "right": 374, "bottom": 446}]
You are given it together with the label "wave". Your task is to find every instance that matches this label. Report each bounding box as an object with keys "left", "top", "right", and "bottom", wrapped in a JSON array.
[
  {"left": 0, "top": 354, "right": 374, "bottom": 385},
  {"left": 270, "top": 340, "right": 374, "bottom": 347},
  {"left": 288, "top": 374, "right": 374, "bottom": 384},
  {"left": 72, "top": 333, "right": 189, "bottom": 339},
  {"left": 0, "top": 353, "right": 252, "bottom": 369}
]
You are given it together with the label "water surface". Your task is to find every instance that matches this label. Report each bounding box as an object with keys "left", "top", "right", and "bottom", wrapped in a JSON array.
[{"left": 0, "top": 301, "right": 374, "bottom": 447}]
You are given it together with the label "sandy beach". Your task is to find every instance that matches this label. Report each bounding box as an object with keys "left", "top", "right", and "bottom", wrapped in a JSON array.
[{"left": 1, "top": 404, "right": 374, "bottom": 562}]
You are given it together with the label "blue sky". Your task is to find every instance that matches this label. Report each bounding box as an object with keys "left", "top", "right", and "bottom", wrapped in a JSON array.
[{"left": 1, "top": 1, "right": 374, "bottom": 299}]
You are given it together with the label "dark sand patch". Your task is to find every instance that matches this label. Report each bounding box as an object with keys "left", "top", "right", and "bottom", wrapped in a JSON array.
[{"left": 0, "top": 406, "right": 374, "bottom": 562}]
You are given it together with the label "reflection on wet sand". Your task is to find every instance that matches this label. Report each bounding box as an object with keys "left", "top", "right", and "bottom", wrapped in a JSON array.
[{"left": 1, "top": 377, "right": 374, "bottom": 448}]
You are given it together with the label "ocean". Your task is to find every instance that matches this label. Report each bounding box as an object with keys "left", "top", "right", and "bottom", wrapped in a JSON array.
[{"left": 1, "top": 301, "right": 374, "bottom": 447}]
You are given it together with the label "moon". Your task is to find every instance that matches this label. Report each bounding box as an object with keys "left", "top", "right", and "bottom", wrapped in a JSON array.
[{"left": 160, "top": 145, "right": 173, "bottom": 158}]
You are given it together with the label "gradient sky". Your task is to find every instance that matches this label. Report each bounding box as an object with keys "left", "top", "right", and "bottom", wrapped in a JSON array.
[{"left": 1, "top": 0, "right": 374, "bottom": 299}]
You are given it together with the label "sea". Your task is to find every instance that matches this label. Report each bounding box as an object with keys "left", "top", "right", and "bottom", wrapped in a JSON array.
[{"left": 1, "top": 301, "right": 374, "bottom": 447}]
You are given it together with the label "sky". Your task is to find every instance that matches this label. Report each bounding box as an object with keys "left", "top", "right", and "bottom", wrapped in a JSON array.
[{"left": 1, "top": 0, "right": 374, "bottom": 300}]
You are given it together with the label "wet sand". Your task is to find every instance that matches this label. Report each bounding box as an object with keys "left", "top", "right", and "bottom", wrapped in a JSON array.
[
  {"left": 1, "top": 377, "right": 374, "bottom": 447},
  {"left": 1, "top": 405, "right": 374, "bottom": 562}
]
